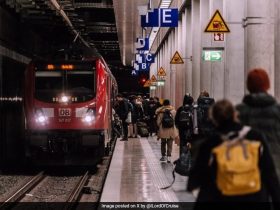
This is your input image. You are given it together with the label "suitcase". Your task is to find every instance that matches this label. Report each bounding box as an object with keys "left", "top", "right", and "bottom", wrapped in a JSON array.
[
  {"left": 138, "top": 126, "right": 149, "bottom": 137},
  {"left": 137, "top": 121, "right": 149, "bottom": 137}
]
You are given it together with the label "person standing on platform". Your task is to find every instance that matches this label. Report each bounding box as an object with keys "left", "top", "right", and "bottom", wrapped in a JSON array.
[
  {"left": 115, "top": 94, "right": 129, "bottom": 141},
  {"left": 236, "top": 68, "right": 280, "bottom": 182},
  {"left": 127, "top": 96, "right": 136, "bottom": 138},
  {"left": 153, "top": 96, "right": 162, "bottom": 135},
  {"left": 192, "top": 91, "right": 215, "bottom": 163},
  {"left": 194, "top": 90, "right": 215, "bottom": 136},
  {"left": 130, "top": 95, "right": 144, "bottom": 138},
  {"left": 147, "top": 97, "right": 158, "bottom": 136},
  {"left": 175, "top": 94, "right": 194, "bottom": 156},
  {"left": 156, "top": 99, "right": 178, "bottom": 163},
  {"left": 187, "top": 100, "right": 280, "bottom": 209}
]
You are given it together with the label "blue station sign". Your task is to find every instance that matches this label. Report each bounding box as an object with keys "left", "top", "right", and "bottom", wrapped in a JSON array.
[
  {"left": 135, "top": 38, "right": 149, "bottom": 51},
  {"left": 141, "top": 8, "right": 178, "bottom": 28}
]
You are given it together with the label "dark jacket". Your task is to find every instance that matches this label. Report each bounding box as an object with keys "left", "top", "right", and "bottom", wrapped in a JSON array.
[
  {"left": 196, "top": 96, "right": 215, "bottom": 135},
  {"left": 115, "top": 99, "right": 129, "bottom": 121},
  {"left": 236, "top": 93, "right": 280, "bottom": 182},
  {"left": 187, "top": 122, "right": 280, "bottom": 209},
  {"left": 147, "top": 101, "right": 160, "bottom": 119},
  {"left": 131, "top": 101, "right": 143, "bottom": 123},
  {"left": 175, "top": 95, "right": 194, "bottom": 130}
]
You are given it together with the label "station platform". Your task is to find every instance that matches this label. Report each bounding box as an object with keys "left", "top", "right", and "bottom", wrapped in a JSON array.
[{"left": 100, "top": 136, "right": 195, "bottom": 202}]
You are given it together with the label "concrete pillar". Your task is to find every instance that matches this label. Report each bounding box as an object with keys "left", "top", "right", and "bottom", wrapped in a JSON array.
[
  {"left": 181, "top": 11, "right": 187, "bottom": 97},
  {"left": 200, "top": 0, "right": 211, "bottom": 96},
  {"left": 175, "top": 20, "right": 184, "bottom": 108},
  {"left": 224, "top": 0, "right": 246, "bottom": 104},
  {"left": 185, "top": 7, "right": 193, "bottom": 94},
  {"left": 246, "top": 0, "right": 275, "bottom": 95},
  {"left": 209, "top": 0, "right": 224, "bottom": 100},
  {"left": 274, "top": 0, "right": 280, "bottom": 100},
  {"left": 191, "top": 0, "right": 201, "bottom": 99},
  {"left": 150, "top": 62, "right": 156, "bottom": 97},
  {"left": 170, "top": 30, "right": 176, "bottom": 104}
]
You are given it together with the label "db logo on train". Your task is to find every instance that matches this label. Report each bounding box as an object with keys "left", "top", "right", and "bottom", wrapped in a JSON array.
[{"left": 59, "top": 108, "right": 71, "bottom": 117}]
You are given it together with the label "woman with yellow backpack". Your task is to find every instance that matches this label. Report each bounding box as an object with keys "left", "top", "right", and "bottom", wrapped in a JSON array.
[{"left": 187, "top": 99, "right": 280, "bottom": 210}]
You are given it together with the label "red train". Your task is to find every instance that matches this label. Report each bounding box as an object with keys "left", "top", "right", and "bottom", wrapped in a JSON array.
[{"left": 24, "top": 57, "right": 118, "bottom": 165}]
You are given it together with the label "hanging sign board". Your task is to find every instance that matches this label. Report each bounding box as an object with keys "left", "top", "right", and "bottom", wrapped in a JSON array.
[
  {"left": 202, "top": 50, "right": 222, "bottom": 61},
  {"left": 214, "top": 32, "right": 225, "bottom": 41},
  {"left": 150, "top": 75, "right": 157, "bottom": 82},
  {"left": 143, "top": 79, "right": 151, "bottom": 87},
  {"left": 204, "top": 10, "right": 230, "bottom": 33},
  {"left": 170, "top": 51, "right": 184, "bottom": 64},
  {"left": 157, "top": 67, "right": 166, "bottom": 76}
]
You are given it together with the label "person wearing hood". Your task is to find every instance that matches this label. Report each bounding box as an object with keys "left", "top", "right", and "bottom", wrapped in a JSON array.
[
  {"left": 156, "top": 99, "right": 178, "bottom": 163},
  {"left": 175, "top": 94, "right": 194, "bottom": 156},
  {"left": 236, "top": 68, "right": 280, "bottom": 182}
]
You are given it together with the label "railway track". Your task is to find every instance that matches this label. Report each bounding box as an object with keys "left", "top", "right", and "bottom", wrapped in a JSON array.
[
  {"left": 0, "top": 137, "right": 116, "bottom": 208},
  {"left": 0, "top": 170, "right": 89, "bottom": 208},
  {"left": 0, "top": 171, "right": 45, "bottom": 208}
]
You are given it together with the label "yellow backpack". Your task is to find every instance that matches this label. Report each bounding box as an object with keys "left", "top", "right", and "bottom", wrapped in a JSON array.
[{"left": 212, "top": 126, "right": 262, "bottom": 196}]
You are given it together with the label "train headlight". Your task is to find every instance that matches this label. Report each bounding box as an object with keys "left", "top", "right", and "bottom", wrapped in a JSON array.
[
  {"left": 35, "top": 109, "right": 48, "bottom": 125},
  {"left": 82, "top": 109, "right": 95, "bottom": 124},
  {"left": 60, "top": 95, "right": 70, "bottom": 103}
]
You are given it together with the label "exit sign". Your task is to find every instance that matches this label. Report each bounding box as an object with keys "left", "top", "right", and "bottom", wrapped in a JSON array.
[{"left": 202, "top": 50, "right": 222, "bottom": 61}]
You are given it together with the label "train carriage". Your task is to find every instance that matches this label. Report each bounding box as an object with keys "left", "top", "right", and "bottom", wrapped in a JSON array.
[{"left": 24, "top": 57, "right": 117, "bottom": 165}]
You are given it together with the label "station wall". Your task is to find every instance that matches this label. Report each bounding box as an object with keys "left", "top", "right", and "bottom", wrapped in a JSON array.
[{"left": 150, "top": 0, "right": 279, "bottom": 108}]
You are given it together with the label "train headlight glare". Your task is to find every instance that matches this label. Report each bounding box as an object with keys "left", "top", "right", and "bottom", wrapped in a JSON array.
[
  {"left": 61, "top": 95, "right": 69, "bottom": 103},
  {"left": 82, "top": 109, "right": 95, "bottom": 124},
  {"left": 35, "top": 109, "right": 48, "bottom": 125},
  {"left": 37, "top": 115, "right": 46, "bottom": 123},
  {"left": 84, "top": 115, "right": 94, "bottom": 123}
]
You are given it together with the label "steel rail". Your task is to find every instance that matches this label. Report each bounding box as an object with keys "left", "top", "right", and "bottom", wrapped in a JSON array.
[
  {"left": 0, "top": 171, "right": 45, "bottom": 207},
  {"left": 66, "top": 171, "right": 89, "bottom": 203}
]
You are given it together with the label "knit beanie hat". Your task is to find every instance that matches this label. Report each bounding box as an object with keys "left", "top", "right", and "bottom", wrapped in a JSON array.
[{"left": 247, "top": 68, "right": 270, "bottom": 93}]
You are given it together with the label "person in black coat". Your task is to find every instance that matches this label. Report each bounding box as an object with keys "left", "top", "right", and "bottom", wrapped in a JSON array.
[
  {"left": 115, "top": 94, "right": 129, "bottom": 141},
  {"left": 187, "top": 99, "right": 280, "bottom": 210},
  {"left": 236, "top": 68, "right": 280, "bottom": 182},
  {"left": 175, "top": 94, "right": 194, "bottom": 156}
]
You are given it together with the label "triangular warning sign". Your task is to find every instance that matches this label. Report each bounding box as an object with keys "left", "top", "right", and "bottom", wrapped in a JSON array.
[
  {"left": 204, "top": 10, "right": 230, "bottom": 33},
  {"left": 157, "top": 67, "right": 166, "bottom": 76},
  {"left": 150, "top": 75, "right": 157, "bottom": 82},
  {"left": 170, "top": 51, "right": 184, "bottom": 64},
  {"left": 143, "top": 79, "right": 151, "bottom": 87}
]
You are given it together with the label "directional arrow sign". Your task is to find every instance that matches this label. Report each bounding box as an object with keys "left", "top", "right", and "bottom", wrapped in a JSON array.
[{"left": 202, "top": 50, "right": 222, "bottom": 61}]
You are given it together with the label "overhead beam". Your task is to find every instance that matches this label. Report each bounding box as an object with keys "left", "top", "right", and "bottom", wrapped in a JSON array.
[{"left": 74, "top": 2, "right": 113, "bottom": 9}]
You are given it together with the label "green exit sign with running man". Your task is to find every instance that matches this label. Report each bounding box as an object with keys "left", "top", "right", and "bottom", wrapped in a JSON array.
[{"left": 202, "top": 50, "right": 222, "bottom": 61}]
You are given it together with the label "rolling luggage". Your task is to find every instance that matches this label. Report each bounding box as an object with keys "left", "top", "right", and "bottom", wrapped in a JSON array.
[{"left": 137, "top": 121, "right": 149, "bottom": 137}]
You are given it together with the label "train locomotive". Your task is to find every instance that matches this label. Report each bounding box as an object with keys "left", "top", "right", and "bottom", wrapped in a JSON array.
[{"left": 24, "top": 57, "right": 118, "bottom": 165}]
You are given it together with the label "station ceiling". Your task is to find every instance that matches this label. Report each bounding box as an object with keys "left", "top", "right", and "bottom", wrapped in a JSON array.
[
  {"left": 3, "top": 0, "right": 121, "bottom": 67},
  {"left": 2, "top": 0, "right": 161, "bottom": 69}
]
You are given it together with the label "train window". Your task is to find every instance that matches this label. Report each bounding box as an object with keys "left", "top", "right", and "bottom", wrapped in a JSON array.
[
  {"left": 66, "top": 71, "right": 95, "bottom": 102},
  {"left": 34, "top": 70, "right": 95, "bottom": 103},
  {"left": 35, "top": 72, "right": 63, "bottom": 102}
]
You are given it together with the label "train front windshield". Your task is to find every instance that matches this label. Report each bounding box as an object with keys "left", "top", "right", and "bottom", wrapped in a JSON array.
[{"left": 34, "top": 63, "right": 96, "bottom": 103}]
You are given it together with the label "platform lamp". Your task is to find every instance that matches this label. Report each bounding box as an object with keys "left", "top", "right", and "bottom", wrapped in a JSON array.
[
  {"left": 150, "top": 85, "right": 157, "bottom": 90},
  {"left": 156, "top": 75, "right": 166, "bottom": 86},
  {"left": 156, "top": 78, "right": 165, "bottom": 86},
  {"left": 150, "top": 81, "right": 157, "bottom": 90}
]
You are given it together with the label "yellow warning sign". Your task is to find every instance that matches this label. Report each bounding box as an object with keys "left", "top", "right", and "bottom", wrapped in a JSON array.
[
  {"left": 157, "top": 67, "right": 166, "bottom": 76},
  {"left": 170, "top": 51, "right": 184, "bottom": 64},
  {"left": 150, "top": 75, "right": 157, "bottom": 82},
  {"left": 143, "top": 79, "right": 151, "bottom": 87},
  {"left": 204, "top": 10, "right": 230, "bottom": 33}
]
